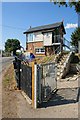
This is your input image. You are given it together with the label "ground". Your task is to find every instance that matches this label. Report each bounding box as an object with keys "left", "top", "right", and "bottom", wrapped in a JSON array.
[
  {"left": 2, "top": 65, "right": 18, "bottom": 118},
  {"left": 2, "top": 64, "right": 79, "bottom": 118}
]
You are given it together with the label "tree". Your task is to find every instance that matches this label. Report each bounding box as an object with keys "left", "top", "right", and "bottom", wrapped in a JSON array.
[
  {"left": 5, "top": 39, "right": 20, "bottom": 55},
  {"left": 50, "top": 1, "right": 80, "bottom": 26},
  {"left": 50, "top": 0, "right": 80, "bottom": 52},
  {"left": 71, "top": 27, "right": 80, "bottom": 48}
]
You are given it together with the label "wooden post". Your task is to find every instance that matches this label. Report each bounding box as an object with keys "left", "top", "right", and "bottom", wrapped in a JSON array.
[{"left": 32, "top": 62, "right": 37, "bottom": 109}]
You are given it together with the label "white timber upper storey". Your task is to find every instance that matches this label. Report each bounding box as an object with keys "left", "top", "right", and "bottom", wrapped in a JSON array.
[
  {"left": 24, "top": 21, "right": 66, "bottom": 46},
  {"left": 26, "top": 31, "right": 64, "bottom": 46}
]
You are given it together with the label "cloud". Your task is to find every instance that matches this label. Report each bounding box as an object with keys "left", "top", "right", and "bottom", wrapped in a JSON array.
[{"left": 65, "top": 23, "right": 78, "bottom": 29}]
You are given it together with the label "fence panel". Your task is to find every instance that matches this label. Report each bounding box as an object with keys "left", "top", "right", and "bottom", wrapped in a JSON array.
[
  {"left": 21, "top": 63, "right": 32, "bottom": 99},
  {"left": 13, "top": 57, "right": 21, "bottom": 89}
]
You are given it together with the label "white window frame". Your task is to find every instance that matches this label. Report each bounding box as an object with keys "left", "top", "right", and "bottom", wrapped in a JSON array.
[
  {"left": 28, "top": 33, "right": 34, "bottom": 42},
  {"left": 35, "top": 47, "right": 45, "bottom": 54}
]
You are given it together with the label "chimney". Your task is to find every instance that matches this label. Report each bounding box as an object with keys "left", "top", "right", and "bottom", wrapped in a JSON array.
[
  {"left": 30, "top": 26, "right": 32, "bottom": 29},
  {"left": 62, "top": 19, "right": 64, "bottom": 22}
]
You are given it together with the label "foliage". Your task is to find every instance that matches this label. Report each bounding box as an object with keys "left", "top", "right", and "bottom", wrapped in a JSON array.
[
  {"left": 50, "top": 0, "right": 80, "bottom": 51},
  {"left": 71, "top": 27, "right": 80, "bottom": 47},
  {"left": 5, "top": 39, "right": 20, "bottom": 55},
  {"left": 50, "top": 0, "right": 80, "bottom": 13}
]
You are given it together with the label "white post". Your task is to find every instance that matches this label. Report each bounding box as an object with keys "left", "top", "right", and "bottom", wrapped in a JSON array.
[
  {"left": 60, "top": 43, "right": 61, "bottom": 53},
  {"left": 78, "top": 41, "right": 80, "bottom": 54},
  {"left": 78, "top": 12, "right": 80, "bottom": 27},
  {"left": 38, "top": 65, "right": 41, "bottom": 104},
  {"left": 78, "top": 12, "right": 80, "bottom": 54},
  {"left": 34, "top": 64, "right": 37, "bottom": 109}
]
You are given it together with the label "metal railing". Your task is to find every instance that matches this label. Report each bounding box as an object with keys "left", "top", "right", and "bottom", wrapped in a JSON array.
[
  {"left": 63, "top": 38, "right": 71, "bottom": 50},
  {"left": 13, "top": 56, "right": 32, "bottom": 99},
  {"left": 54, "top": 46, "right": 61, "bottom": 54}
]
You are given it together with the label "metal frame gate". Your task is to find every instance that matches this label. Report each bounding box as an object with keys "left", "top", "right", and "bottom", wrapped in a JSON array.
[{"left": 35, "top": 62, "right": 57, "bottom": 108}]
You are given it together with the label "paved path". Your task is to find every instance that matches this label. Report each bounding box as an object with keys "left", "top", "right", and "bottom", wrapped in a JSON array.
[
  {"left": 0, "top": 57, "right": 14, "bottom": 120},
  {"left": 57, "top": 79, "right": 79, "bottom": 89},
  {"left": 17, "top": 91, "right": 78, "bottom": 118},
  {"left": 16, "top": 77, "right": 79, "bottom": 118}
]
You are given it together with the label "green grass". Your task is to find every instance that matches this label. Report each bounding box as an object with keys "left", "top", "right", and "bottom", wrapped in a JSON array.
[{"left": 3, "top": 76, "right": 10, "bottom": 86}]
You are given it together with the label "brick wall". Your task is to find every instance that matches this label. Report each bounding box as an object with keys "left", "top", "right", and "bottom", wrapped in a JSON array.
[{"left": 26, "top": 41, "right": 44, "bottom": 55}]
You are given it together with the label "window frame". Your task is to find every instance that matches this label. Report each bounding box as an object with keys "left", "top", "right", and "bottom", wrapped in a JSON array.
[
  {"left": 35, "top": 47, "right": 45, "bottom": 54},
  {"left": 28, "top": 33, "right": 34, "bottom": 42}
]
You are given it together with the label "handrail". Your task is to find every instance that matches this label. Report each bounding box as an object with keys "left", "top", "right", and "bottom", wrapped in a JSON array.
[
  {"left": 63, "top": 38, "right": 71, "bottom": 50},
  {"left": 40, "top": 46, "right": 61, "bottom": 63},
  {"left": 54, "top": 46, "right": 61, "bottom": 54},
  {"left": 64, "top": 38, "right": 70, "bottom": 43}
]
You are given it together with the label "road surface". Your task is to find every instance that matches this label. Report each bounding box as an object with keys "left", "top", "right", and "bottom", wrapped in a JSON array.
[
  {"left": 0, "top": 57, "right": 14, "bottom": 119},
  {"left": 2, "top": 57, "right": 14, "bottom": 72}
]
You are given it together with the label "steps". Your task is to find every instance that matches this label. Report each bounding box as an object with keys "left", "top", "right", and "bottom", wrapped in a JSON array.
[{"left": 57, "top": 54, "right": 69, "bottom": 80}]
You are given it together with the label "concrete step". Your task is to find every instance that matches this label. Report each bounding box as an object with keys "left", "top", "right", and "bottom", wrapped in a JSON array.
[
  {"left": 57, "top": 77, "right": 60, "bottom": 81},
  {"left": 57, "top": 72, "right": 61, "bottom": 76},
  {"left": 59, "top": 62, "right": 63, "bottom": 65},
  {"left": 58, "top": 59, "right": 65, "bottom": 63},
  {"left": 61, "top": 60, "right": 66, "bottom": 63},
  {"left": 57, "top": 65, "right": 64, "bottom": 69},
  {"left": 57, "top": 70, "right": 63, "bottom": 75},
  {"left": 61, "top": 56, "right": 68, "bottom": 61},
  {"left": 57, "top": 69, "right": 61, "bottom": 72}
]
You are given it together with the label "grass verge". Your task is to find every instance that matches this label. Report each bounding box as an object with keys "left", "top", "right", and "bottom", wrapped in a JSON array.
[{"left": 2, "top": 64, "right": 18, "bottom": 118}]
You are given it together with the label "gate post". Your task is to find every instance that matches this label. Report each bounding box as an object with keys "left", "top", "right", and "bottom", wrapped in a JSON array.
[
  {"left": 34, "top": 64, "right": 37, "bottom": 109},
  {"left": 18, "top": 59, "right": 21, "bottom": 90},
  {"left": 32, "top": 62, "right": 34, "bottom": 108},
  {"left": 32, "top": 62, "right": 37, "bottom": 109}
]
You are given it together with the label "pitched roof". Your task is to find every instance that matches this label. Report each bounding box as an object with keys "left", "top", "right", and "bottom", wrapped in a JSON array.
[{"left": 24, "top": 21, "right": 66, "bottom": 34}]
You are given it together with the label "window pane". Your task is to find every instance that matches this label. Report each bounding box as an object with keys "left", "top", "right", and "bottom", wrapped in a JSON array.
[
  {"left": 41, "top": 48, "right": 45, "bottom": 52},
  {"left": 28, "top": 33, "right": 33, "bottom": 42},
  {"left": 35, "top": 48, "right": 45, "bottom": 54}
]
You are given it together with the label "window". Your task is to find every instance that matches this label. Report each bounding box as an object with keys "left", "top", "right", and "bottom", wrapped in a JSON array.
[
  {"left": 44, "top": 33, "right": 49, "bottom": 36},
  {"left": 54, "top": 35, "right": 61, "bottom": 43},
  {"left": 28, "top": 33, "right": 33, "bottom": 42},
  {"left": 35, "top": 48, "right": 45, "bottom": 54},
  {"left": 34, "top": 34, "right": 36, "bottom": 38},
  {"left": 34, "top": 33, "right": 37, "bottom": 38}
]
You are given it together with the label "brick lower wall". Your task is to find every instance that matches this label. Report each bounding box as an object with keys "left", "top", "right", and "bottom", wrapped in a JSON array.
[
  {"left": 26, "top": 41, "right": 44, "bottom": 55},
  {"left": 26, "top": 41, "right": 63, "bottom": 56}
]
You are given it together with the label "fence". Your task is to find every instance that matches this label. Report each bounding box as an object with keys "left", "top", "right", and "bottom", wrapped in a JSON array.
[
  {"left": 13, "top": 57, "right": 57, "bottom": 108},
  {"left": 63, "top": 38, "right": 71, "bottom": 50},
  {"left": 13, "top": 56, "right": 21, "bottom": 89},
  {"left": 21, "top": 62, "right": 32, "bottom": 99}
]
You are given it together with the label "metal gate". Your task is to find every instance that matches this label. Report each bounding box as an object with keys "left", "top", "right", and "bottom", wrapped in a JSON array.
[
  {"left": 41, "top": 63, "right": 57, "bottom": 101},
  {"left": 36, "top": 62, "right": 57, "bottom": 105}
]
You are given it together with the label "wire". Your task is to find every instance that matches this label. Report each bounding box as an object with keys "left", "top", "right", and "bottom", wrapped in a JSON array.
[{"left": 0, "top": 24, "right": 27, "bottom": 30}]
